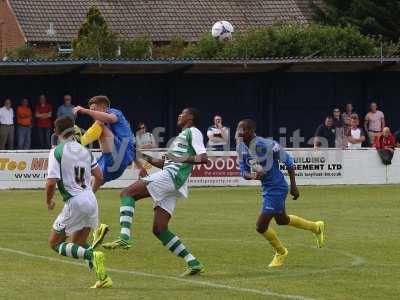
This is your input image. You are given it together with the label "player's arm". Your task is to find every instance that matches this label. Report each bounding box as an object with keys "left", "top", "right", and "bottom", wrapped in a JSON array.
[
  {"left": 74, "top": 106, "right": 118, "bottom": 124},
  {"left": 281, "top": 149, "right": 299, "bottom": 200},
  {"left": 46, "top": 150, "right": 60, "bottom": 210},
  {"left": 141, "top": 152, "right": 165, "bottom": 169},
  {"left": 91, "top": 165, "right": 103, "bottom": 193},
  {"left": 45, "top": 179, "right": 57, "bottom": 210},
  {"left": 176, "top": 152, "right": 208, "bottom": 164}
]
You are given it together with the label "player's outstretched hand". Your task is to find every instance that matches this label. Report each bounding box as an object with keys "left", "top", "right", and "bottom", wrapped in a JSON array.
[
  {"left": 254, "top": 171, "right": 266, "bottom": 180},
  {"left": 73, "top": 106, "right": 85, "bottom": 114},
  {"left": 139, "top": 167, "right": 148, "bottom": 178},
  {"left": 290, "top": 186, "right": 300, "bottom": 200},
  {"left": 47, "top": 199, "right": 56, "bottom": 210}
]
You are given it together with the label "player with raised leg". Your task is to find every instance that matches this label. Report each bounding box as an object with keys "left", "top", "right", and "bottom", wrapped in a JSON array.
[
  {"left": 46, "top": 116, "right": 112, "bottom": 288},
  {"left": 236, "top": 119, "right": 325, "bottom": 267},
  {"left": 103, "top": 108, "right": 208, "bottom": 276},
  {"left": 74, "top": 95, "right": 146, "bottom": 248}
]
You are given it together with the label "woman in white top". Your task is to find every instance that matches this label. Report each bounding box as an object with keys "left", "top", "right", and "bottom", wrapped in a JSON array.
[
  {"left": 135, "top": 122, "right": 156, "bottom": 149},
  {"left": 346, "top": 115, "right": 366, "bottom": 149}
]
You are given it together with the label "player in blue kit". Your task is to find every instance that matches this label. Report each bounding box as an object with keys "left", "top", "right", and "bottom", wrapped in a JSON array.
[
  {"left": 74, "top": 96, "right": 146, "bottom": 246},
  {"left": 236, "top": 119, "right": 325, "bottom": 267},
  {"left": 74, "top": 95, "right": 146, "bottom": 191}
]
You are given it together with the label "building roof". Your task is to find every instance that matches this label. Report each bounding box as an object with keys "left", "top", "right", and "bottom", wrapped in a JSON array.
[
  {"left": 1, "top": 56, "right": 399, "bottom": 75},
  {"left": 8, "top": 0, "right": 312, "bottom": 43}
]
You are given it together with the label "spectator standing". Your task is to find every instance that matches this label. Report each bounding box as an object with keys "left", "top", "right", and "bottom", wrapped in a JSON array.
[
  {"left": 364, "top": 102, "right": 385, "bottom": 146},
  {"left": 374, "top": 127, "right": 395, "bottom": 165},
  {"left": 16, "top": 98, "right": 33, "bottom": 149},
  {"left": 0, "top": 99, "right": 15, "bottom": 150},
  {"left": 346, "top": 115, "right": 365, "bottom": 149},
  {"left": 135, "top": 122, "right": 156, "bottom": 149},
  {"left": 314, "top": 116, "right": 336, "bottom": 148},
  {"left": 332, "top": 108, "right": 345, "bottom": 147},
  {"left": 207, "top": 115, "right": 229, "bottom": 151},
  {"left": 57, "top": 94, "right": 75, "bottom": 120},
  {"left": 35, "top": 95, "right": 53, "bottom": 149},
  {"left": 342, "top": 103, "right": 357, "bottom": 130}
]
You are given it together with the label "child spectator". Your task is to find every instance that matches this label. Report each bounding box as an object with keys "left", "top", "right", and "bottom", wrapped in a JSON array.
[{"left": 346, "top": 115, "right": 365, "bottom": 149}]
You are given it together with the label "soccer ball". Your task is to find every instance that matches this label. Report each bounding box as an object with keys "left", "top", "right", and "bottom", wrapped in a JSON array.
[{"left": 211, "top": 21, "right": 234, "bottom": 41}]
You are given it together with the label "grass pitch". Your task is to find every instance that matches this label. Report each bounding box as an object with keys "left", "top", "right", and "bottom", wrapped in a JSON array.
[{"left": 0, "top": 186, "right": 399, "bottom": 300}]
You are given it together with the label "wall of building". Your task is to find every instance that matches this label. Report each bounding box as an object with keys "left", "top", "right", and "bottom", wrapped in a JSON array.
[{"left": 0, "top": 0, "right": 25, "bottom": 56}]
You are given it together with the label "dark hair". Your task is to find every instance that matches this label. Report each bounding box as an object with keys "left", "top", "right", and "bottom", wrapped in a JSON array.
[
  {"left": 186, "top": 107, "right": 200, "bottom": 126},
  {"left": 325, "top": 116, "right": 333, "bottom": 120},
  {"left": 88, "top": 95, "right": 111, "bottom": 107},
  {"left": 241, "top": 118, "right": 257, "bottom": 131},
  {"left": 55, "top": 116, "right": 75, "bottom": 138},
  {"left": 136, "top": 122, "right": 146, "bottom": 131}
]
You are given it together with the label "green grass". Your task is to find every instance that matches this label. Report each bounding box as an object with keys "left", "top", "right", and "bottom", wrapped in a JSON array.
[{"left": 0, "top": 186, "right": 399, "bottom": 300}]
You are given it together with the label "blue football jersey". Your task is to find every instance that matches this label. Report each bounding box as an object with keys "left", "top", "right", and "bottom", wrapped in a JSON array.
[
  {"left": 106, "top": 108, "right": 134, "bottom": 160},
  {"left": 237, "top": 137, "right": 294, "bottom": 193}
]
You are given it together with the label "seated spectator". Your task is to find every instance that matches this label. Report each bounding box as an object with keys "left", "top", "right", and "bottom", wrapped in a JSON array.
[
  {"left": 16, "top": 98, "right": 33, "bottom": 150},
  {"left": 0, "top": 98, "right": 15, "bottom": 150},
  {"left": 374, "top": 127, "right": 395, "bottom": 165},
  {"left": 346, "top": 115, "right": 365, "bottom": 149},
  {"left": 332, "top": 108, "right": 345, "bottom": 147},
  {"left": 207, "top": 115, "right": 229, "bottom": 151},
  {"left": 135, "top": 122, "right": 156, "bottom": 149},
  {"left": 314, "top": 116, "right": 336, "bottom": 148},
  {"left": 35, "top": 95, "right": 53, "bottom": 149},
  {"left": 57, "top": 94, "right": 76, "bottom": 120},
  {"left": 364, "top": 102, "right": 385, "bottom": 146}
]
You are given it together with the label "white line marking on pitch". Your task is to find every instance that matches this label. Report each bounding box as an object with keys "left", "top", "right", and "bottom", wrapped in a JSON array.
[
  {"left": 0, "top": 246, "right": 314, "bottom": 300},
  {"left": 188, "top": 237, "right": 366, "bottom": 277}
]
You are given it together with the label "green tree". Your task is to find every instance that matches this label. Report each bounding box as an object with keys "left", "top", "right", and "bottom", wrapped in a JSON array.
[
  {"left": 72, "top": 6, "right": 118, "bottom": 59},
  {"left": 312, "top": 0, "right": 400, "bottom": 41},
  {"left": 120, "top": 36, "right": 152, "bottom": 58}
]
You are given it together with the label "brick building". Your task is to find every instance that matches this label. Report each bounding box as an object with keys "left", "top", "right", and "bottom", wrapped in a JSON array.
[{"left": 0, "top": 0, "right": 315, "bottom": 57}]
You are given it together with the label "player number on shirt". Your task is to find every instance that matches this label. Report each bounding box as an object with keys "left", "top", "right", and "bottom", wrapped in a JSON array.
[{"left": 74, "top": 166, "right": 87, "bottom": 188}]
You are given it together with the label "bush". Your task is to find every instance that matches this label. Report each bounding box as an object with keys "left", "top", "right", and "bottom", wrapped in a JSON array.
[
  {"left": 173, "top": 24, "right": 380, "bottom": 59},
  {"left": 120, "top": 36, "right": 152, "bottom": 58},
  {"left": 157, "top": 36, "right": 186, "bottom": 58},
  {"left": 5, "top": 44, "right": 37, "bottom": 59}
]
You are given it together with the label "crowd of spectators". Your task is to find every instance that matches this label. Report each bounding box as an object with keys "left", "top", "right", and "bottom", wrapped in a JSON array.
[
  {"left": 0, "top": 96, "right": 399, "bottom": 154},
  {"left": 314, "top": 101, "right": 399, "bottom": 164},
  {"left": 0, "top": 95, "right": 75, "bottom": 150},
  {"left": 314, "top": 102, "right": 398, "bottom": 149}
]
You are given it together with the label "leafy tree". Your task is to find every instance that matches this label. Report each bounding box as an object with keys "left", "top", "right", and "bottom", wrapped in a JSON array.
[
  {"left": 312, "top": 0, "right": 400, "bottom": 41},
  {"left": 72, "top": 6, "right": 118, "bottom": 59},
  {"left": 120, "top": 36, "right": 152, "bottom": 58}
]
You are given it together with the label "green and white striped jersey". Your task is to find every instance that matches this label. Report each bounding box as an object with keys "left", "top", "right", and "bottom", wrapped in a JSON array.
[
  {"left": 47, "top": 139, "right": 97, "bottom": 202},
  {"left": 164, "top": 127, "right": 206, "bottom": 189}
]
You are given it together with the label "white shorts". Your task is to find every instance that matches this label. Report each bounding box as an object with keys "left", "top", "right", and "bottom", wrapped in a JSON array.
[
  {"left": 53, "top": 190, "right": 98, "bottom": 236},
  {"left": 142, "top": 170, "right": 184, "bottom": 216}
]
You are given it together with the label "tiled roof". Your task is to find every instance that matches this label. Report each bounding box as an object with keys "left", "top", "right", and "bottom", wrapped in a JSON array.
[{"left": 8, "top": 0, "right": 311, "bottom": 42}]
